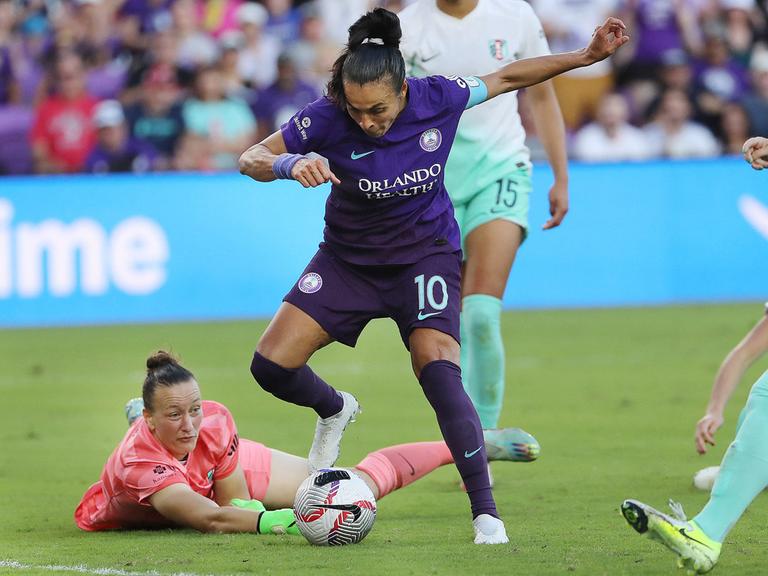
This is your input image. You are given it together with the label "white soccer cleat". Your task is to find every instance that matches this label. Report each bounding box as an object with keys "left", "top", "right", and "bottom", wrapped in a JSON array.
[
  {"left": 473, "top": 514, "right": 509, "bottom": 545},
  {"left": 308, "top": 391, "right": 361, "bottom": 472}
]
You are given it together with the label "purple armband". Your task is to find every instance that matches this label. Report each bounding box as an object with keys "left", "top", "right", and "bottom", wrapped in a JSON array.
[{"left": 272, "top": 153, "right": 305, "bottom": 180}]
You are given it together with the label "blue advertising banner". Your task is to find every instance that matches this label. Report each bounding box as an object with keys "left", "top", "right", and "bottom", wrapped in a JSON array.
[{"left": 0, "top": 158, "right": 765, "bottom": 327}]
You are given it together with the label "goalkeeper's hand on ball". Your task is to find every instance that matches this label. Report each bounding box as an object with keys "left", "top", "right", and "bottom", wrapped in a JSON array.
[{"left": 230, "top": 499, "right": 300, "bottom": 535}]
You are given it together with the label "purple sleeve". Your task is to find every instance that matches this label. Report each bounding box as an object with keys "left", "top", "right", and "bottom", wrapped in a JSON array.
[
  {"left": 422, "top": 75, "right": 471, "bottom": 115},
  {"left": 279, "top": 97, "right": 335, "bottom": 155}
]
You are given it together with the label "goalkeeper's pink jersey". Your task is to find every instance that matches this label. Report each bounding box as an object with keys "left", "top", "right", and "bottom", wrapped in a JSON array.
[{"left": 75, "top": 400, "right": 240, "bottom": 531}]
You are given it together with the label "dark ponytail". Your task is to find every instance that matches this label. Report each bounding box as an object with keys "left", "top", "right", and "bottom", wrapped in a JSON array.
[
  {"left": 327, "top": 8, "right": 406, "bottom": 108},
  {"left": 143, "top": 350, "right": 196, "bottom": 411}
]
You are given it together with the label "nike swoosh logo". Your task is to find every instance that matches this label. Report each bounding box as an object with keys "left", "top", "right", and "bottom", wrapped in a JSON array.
[
  {"left": 678, "top": 528, "right": 712, "bottom": 549},
  {"left": 317, "top": 503, "right": 362, "bottom": 521},
  {"left": 417, "top": 311, "right": 441, "bottom": 320},
  {"left": 351, "top": 150, "right": 375, "bottom": 160},
  {"left": 464, "top": 446, "right": 482, "bottom": 458}
]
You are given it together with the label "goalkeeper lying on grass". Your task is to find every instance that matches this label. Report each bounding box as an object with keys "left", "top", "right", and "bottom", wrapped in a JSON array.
[{"left": 75, "top": 350, "right": 537, "bottom": 534}]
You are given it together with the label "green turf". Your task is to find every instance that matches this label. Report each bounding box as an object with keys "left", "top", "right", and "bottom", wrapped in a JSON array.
[{"left": 2, "top": 303, "right": 767, "bottom": 575}]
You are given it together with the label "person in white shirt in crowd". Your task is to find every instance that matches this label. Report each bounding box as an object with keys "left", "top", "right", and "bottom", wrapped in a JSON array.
[
  {"left": 235, "top": 2, "right": 282, "bottom": 90},
  {"left": 532, "top": 0, "right": 620, "bottom": 130},
  {"left": 643, "top": 87, "right": 720, "bottom": 158},
  {"left": 572, "top": 92, "right": 653, "bottom": 162}
]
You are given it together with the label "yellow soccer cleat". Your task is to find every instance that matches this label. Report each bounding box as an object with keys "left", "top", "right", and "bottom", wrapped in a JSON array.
[{"left": 621, "top": 499, "right": 721, "bottom": 574}]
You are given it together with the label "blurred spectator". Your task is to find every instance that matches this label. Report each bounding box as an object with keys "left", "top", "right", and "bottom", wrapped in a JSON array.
[
  {"left": 218, "top": 30, "right": 250, "bottom": 99},
  {"left": 292, "top": 1, "right": 341, "bottom": 92},
  {"left": 30, "top": 52, "right": 98, "bottom": 173},
  {"left": 742, "top": 46, "right": 768, "bottom": 136},
  {"left": 181, "top": 65, "right": 256, "bottom": 170},
  {"left": 532, "top": 0, "right": 620, "bottom": 130},
  {"left": 643, "top": 88, "right": 720, "bottom": 158},
  {"left": 0, "top": 0, "right": 20, "bottom": 104},
  {"left": 251, "top": 50, "right": 319, "bottom": 141},
  {"left": 317, "top": 0, "right": 373, "bottom": 46},
  {"left": 124, "top": 67, "right": 185, "bottom": 167},
  {"left": 196, "top": 0, "right": 243, "bottom": 38},
  {"left": 619, "top": 0, "right": 702, "bottom": 83},
  {"left": 172, "top": 0, "right": 219, "bottom": 70},
  {"left": 572, "top": 92, "right": 653, "bottom": 162},
  {"left": 634, "top": 48, "right": 697, "bottom": 124},
  {"left": 0, "top": 105, "right": 34, "bottom": 174},
  {"left": 85, "top": 99, "right": 158, "bottom": 173},
  {"left": 717, "top": 100, "right": 752, "bottom": 155},
  {"left": 123, "top": 29, "right": 193, "bottom": 104},
  {"left": 263, "top": 0, "right": 303, "bottom": 43},
  {"left": 235, "top": 2, "right": 281, "bottom": 89},
  {"left": 690, "top": 24, "right": 749, "bottom": 129},
  {"left": 119, "top": 0, "right": 174, "bottom": 36},
  {"left": 721, "top": 0, "right": 757, "bottom": 63}
]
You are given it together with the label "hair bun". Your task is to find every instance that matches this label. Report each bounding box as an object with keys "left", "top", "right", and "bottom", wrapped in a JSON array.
[
  {"left": 146, "top": 350, "right": 178, "bottom": 371},
  {"left": 348, "top": 8, "right": 401, "bottom": 50}
]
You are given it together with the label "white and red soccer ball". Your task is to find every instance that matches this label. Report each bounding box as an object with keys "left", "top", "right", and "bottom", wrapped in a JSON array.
[{"left": 294, "top": 468, "right": 377, "bottom": 546}]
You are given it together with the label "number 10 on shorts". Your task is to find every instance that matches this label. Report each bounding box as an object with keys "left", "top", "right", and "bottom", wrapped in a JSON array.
[{"left": 414, "top": 274, "right": 448, "bottom": 318}]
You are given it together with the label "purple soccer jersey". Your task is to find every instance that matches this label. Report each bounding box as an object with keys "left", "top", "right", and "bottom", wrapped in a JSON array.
[{"left": 281, "top": 75, "right": 471, "bottom": 266}]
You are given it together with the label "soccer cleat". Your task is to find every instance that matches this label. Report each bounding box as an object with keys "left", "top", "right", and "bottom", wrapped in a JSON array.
[
  {"left": 483, "top": 427, "right": 540, "bottom": 462},
  {"left": 125, "top": 397, "right": 144, "bottom": 426},
  {"left": 621, "top": 499, "right": 721, "bottom": 574},
  {"left": 473, "top": 514, "right": 509, "bottom": 545},
  {"left": 308, "top": 391, "right": 361, "bottom": 472}
]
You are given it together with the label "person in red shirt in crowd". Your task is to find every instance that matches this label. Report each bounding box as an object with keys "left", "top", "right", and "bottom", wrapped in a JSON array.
[{"left": 30, "top": 51, "right": 98, "bottom": 173}]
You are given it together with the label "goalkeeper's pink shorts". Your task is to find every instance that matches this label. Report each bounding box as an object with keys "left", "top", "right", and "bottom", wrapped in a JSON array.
[{"left": 240, "top": 439, "right": 272, "bottom": 501}]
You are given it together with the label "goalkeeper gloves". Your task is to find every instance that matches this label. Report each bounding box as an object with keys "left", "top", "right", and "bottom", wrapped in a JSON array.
[{"left": 230, "top": 499, "right": 300, "bottom": 536}]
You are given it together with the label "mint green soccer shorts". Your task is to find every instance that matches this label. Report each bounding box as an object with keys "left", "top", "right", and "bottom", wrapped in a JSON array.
[{"left": 450, "top": 163, "right": 532, "bottom": 253}]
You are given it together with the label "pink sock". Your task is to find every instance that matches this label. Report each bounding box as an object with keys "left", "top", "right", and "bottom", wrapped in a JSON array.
[{"left": 355, "top": 442, "right": 453, "bottom": 498}]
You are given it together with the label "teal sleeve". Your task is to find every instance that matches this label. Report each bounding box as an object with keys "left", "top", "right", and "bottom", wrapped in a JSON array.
[{"left": 465, "top": 77, "right": 488, "bottom": 109}]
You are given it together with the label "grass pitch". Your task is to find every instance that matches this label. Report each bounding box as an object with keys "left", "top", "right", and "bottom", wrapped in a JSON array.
[{"left": 2, "top": 303, "right": 767, "bottom": 575}]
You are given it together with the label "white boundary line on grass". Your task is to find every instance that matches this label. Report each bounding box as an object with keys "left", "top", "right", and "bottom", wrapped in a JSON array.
[{"left": 0, "top": 560, "right": 218, "bottom": 576}]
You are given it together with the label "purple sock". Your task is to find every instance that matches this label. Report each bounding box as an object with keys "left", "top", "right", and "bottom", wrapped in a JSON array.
[
  {"left": 250, "top": 351, "right": 343, "bottom": 418},
  {"left": 419, "top": 360, "right": 497, "bottom": 518}
]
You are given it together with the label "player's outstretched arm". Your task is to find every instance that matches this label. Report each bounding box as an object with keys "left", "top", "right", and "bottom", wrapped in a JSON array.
[
  {"left": 695, "top": 314, "right": 768, "bottom": 454},
  {"left": 742, "top": 136, "right": 768, "bottom": 170},
  {"left": 239, "top": 130, "right": 340, "bottom": 188},
  {"left": 149, "top": 483, "right": 262, "bottom": 533},
  {"left": 148, "top": 482, "right": 298, "bottom": 534},
  {"left": 480, "top": 18, "right": 629, "bottom": 100}
]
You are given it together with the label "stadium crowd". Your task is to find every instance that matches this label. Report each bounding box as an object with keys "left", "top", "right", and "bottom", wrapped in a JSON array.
[{"left": 0, "top": 0, "right": 766, "bottom": 175}]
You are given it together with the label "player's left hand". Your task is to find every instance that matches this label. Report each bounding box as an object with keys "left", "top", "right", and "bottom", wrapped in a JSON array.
[
  {"left": 258, "top": 508, "right": 301, "bottom": 536},
  {"left": 584, "top": 18, "right": 630, "bottom": 64},
  {"left": 694, "top": 412, "right": 723, "bottom": 455},
  {"left": 543, "top": 180, "right": 569, "bottom": 230}
]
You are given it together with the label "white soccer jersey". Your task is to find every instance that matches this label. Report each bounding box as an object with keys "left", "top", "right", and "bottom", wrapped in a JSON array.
[{"left": 399, "top": 0, "right": 551, "bottom": 185}]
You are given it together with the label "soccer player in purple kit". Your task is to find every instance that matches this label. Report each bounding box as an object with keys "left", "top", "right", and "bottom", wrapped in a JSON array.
[{"left": 240, "top": 8, "right": 628, "bottom": 544}]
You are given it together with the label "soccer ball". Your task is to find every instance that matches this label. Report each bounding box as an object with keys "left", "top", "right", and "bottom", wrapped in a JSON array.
[{"left": 294, "top": 468, "right": 377, "bottom": 546}]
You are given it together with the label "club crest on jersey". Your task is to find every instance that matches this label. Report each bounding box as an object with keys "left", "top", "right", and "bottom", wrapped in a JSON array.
[
  {"left": 419, "top": 128, "right": 442, "bottom": 152},
  {"left": 298, "top": 272, "right": 323, "bottom": 294},
  {"left": 489, "top": 39, "right": 509, "bottom": 61},
  {"left": 301, "top": 117, "right": 311, "bottom": 128}
]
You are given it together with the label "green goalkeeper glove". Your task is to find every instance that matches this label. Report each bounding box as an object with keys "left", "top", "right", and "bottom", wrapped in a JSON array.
[
  {"left": 230, "top": 498, "right": 266, "bottom": 513},
  {"left": 230, "top": 499, "right": 300, "bottom": 536}
]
